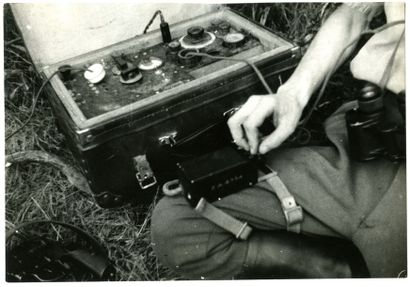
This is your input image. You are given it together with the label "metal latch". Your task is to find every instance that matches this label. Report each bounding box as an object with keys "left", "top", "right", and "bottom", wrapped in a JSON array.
[
  {"left": 158, "top": 132, "right": 177, "bottom": 146},
  {"left": 133, "top": 155, "right": 157, "bottom": 189}
]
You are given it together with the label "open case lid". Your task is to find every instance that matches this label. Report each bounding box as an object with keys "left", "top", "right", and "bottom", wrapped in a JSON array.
[
  {"left": 11, "top": 3, "right": 217, "bottom": 71},
  {"left": 11, "top": 3, "right": 299, "bottom": 144}
]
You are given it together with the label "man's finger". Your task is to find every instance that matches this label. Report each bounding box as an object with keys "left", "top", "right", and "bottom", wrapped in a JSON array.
[
  {"left": 227, "top": 96, "right": 261, "bottom": 150},
  {"left": 258, "top": 121, "right": 294, "bottom": 154},
  {"left": 242, "top": 97, "right": 276, "bottom": 154}
]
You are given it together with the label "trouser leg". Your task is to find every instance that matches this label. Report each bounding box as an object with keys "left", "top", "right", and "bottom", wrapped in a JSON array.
[
  {"left": 151, "top": 149, "right": 404, "bottom": 279},
  {"left": 151, "top": 185, "right": 349, "bottom": 279},
  {"left": 151, "top": 102, "right": 405, "bottom": 278},
  {"left": 240, "top": 230, "right": 369, "bottom": 279},
  {"left": 151, "top": 194, "right": 249, "bottom": 279}
]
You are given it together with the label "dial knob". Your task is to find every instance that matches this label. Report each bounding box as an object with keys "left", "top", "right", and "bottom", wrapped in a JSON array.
[
  {"left": 168, "top": 40, "right": 181, "bottom": 52},
  {"left": 187, "top": 26, "right": 205, "bottom": 40}
]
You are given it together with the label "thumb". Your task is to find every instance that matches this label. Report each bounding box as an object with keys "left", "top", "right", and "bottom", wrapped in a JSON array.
[{"left": 258, "top": 123, "right": 293, "bottom": 154}]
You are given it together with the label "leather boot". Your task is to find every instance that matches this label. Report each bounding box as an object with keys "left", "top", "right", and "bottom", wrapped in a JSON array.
[{"left": 237, "top": 230, "right": 370, "bottom": 279}]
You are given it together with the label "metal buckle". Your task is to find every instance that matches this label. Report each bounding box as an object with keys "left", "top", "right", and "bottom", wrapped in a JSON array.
[
  {"left": 283, "top": 205, "right": 303, "bottom": 226},
  {"left": 133, "top": 155, "right": 157, "bottom": 189}
]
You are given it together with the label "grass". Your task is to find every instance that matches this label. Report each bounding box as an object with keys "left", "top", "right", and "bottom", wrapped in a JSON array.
[
  {"left": 4, "top": 3, "right": 350, "bottom": 281},
  {"left": 3, "top": 4, "right": 176, "bottom": 281}
]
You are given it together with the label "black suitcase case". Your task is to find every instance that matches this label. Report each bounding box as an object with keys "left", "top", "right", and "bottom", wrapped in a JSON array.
[{"left": 12, "top": 4, "right": 301, "bottom": 208}]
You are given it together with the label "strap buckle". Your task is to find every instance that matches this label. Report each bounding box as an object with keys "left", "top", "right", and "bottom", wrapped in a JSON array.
[
  {"left": 133, "top": 155, "right": 157, "bottom": 189},
  {"left": 262, "top": 172, "right": 304, "bottom": 233},
  {"left": 195, "top": 198, "right": 253, "bottom": 240},
  {"left": 281, "top": 197, "right": 303, "bottom": 232}
]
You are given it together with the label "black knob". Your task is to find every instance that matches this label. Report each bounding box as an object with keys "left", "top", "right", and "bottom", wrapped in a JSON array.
[
  {"left": 188, "top": 26, "right": 205, "bottom": 40},
  {"left": 58, "top": 65, "right": 73, "bottom": 81},
  {"left": 168, "top": 40, "right": 181, "bottom": 52},
  {"left": 218, "top": 22, "right": 231, "bottom": 34}
]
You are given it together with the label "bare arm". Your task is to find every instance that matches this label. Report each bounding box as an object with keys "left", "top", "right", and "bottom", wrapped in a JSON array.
[
  {"left": 281, "top": 4, "right": 371, "bottom": 106},
  {"left": 228, "top": 4, "right": 373, "bottom": 154}
]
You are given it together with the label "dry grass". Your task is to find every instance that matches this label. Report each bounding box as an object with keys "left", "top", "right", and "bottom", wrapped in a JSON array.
[
  {"left": 4, "top": 3, "right": 347, "bottom": 281},
  {"left": 4, "top": 4, "right": 176, "bottom": 281}
]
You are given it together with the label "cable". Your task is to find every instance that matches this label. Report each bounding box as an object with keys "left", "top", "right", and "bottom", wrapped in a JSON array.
[
  {"left": 143, "top": 10, "right": 164, "bottom": 34},
  {"left": 188, "top": 20, "right": 404, "bottom": 127},
  {"left": 185, "top": 52, "right": 274, "bottom": 94},
  {"left": 188, "top": 19, "right": 404, "bottom": 146},
  {"left": 5, "top": 67, "right": 88, "bottom": 141},
  {"left": 6, "top": 220, "right": 105, "bottom": 253}
]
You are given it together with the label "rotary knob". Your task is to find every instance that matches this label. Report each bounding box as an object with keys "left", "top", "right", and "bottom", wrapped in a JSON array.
[
  {"left": 168, "top": 40, "right": 181, "bottom": 52},
  {"left": 187, "top": 26, "right": 205, "bottom": 40},
  {"left": 218, "top": 22, "right": 231, "bottom": 34},
  {"left": 223, "top": 33, "right": 245, "bottom": 49}
]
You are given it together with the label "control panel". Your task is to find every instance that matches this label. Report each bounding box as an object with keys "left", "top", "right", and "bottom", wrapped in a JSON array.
[{"left": 58, "top": 17, "right": 275, "bottom": 119}]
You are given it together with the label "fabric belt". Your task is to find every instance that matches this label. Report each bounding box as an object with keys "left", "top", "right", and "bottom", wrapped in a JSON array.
[
  {"left": 195, "top": 198, "right": 253, "bottom": 240},
  {"left": 163, "top": 171, "right": 303, "bottom": 240},
  {"left": 259, "top": 172, "right": 304, "bottom": 233}
]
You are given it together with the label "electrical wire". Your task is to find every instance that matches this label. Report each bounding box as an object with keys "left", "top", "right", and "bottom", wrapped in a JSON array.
[
  {"left": 7, "top": 20, "right": 403, "bottom": 145},
  {"left": 5, "top": 68, "right": 88, "bottom": 141},
  {"left": 187, "top": 19, "right": 404, "bottom": 146},
  {"left": 142, "top": 10, "right": 164, "bottom": 35},
  {"left": 6, "top": 219, "right": 108, "bottom": 256},
  {"left": 185, "top": 51, "right": 274, "bottom": 94},
  {"left": 187, "top": 20, "right": 404, "bottom": 128}
]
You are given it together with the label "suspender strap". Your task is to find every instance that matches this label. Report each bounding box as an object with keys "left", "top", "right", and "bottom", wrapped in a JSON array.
[
  {"left": 259, "top": 172, "right": 303, "bottom": 233},
  {"left": 194, "top": 198, "right": 253, "bottom": 240}
]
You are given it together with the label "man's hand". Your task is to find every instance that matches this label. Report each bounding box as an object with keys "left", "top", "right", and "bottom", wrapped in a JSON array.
[
  {"left": 228, "top": 88, "right": 306, "bottom": 154},
  {"left": 227, "top": 4, "right": 370, "bottom": 155}
]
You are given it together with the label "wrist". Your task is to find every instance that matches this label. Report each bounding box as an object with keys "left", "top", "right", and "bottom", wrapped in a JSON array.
[{"left": 277, "top": 80, "right": 313, "bottom": 108}]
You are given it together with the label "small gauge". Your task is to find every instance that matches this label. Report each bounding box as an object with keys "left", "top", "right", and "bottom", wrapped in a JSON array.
[{"left": 223, "top": 33, "right": 246, "bottom": 49}]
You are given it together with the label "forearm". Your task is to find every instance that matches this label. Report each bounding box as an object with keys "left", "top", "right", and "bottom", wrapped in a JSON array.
[{"left": 279, "top": 5, "right": 369, "bottom": 107}]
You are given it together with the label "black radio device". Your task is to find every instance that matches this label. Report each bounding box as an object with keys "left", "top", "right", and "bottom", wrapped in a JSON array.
[{"left": 177, "top": 146, "right": 258, "bottom": 207}]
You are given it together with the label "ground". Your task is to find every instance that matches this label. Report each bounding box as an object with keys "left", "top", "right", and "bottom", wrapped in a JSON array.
[{"left": 4, "top": 3, "right": 360, "bottom": 281}]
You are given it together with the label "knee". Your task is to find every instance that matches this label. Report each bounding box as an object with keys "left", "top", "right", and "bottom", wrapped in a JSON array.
[
  {"left": 151, "top": 195, "right": 246, "bottom": 279},
  {"left": 151, "top": 195, "right": 213, "bottom": 277}
]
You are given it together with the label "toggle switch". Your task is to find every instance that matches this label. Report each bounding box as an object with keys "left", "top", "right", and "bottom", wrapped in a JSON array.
[{"left": 111, "top": 54, "right": 142, "bottom": 84}]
